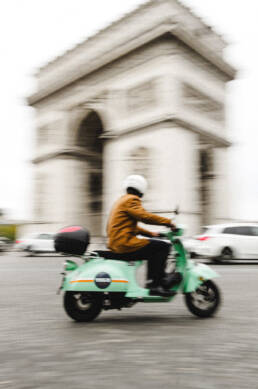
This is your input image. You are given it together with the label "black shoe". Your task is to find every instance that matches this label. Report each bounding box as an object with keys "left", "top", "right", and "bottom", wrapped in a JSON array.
[
  {"left": 162, "top": 272, "right": 182, "bottom": 289},
  {"left": 149, "top": 286, "right": 175, "bottom": 297}
]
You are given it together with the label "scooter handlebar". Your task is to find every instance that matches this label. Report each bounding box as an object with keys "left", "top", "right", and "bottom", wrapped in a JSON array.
[
  {"left": 158, "top": 228, "right": 183, "bottom": 239},
  {"left": 158, "top": 232, "right": 169, "bottom": 238}
]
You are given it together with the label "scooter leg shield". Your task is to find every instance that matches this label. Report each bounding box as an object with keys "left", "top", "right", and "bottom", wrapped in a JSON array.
[{"left": 183, "top": 263, "right": 219, "bottom": 293}]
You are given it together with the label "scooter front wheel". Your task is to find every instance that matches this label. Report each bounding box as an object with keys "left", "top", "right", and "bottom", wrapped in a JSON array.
[
  {"left": 64, "top": 292, "right": 102, "bottom": 322},
  {"left": 184, "top": 280, "right": 221, "bottom": 318}
]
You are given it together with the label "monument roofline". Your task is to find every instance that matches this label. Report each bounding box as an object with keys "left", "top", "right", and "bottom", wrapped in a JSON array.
[
  {"left": 28, "top": 0, "right": 236, "bottom": 105},
  {"left": 36, "top": 0, "right": 227, "bottom": 74}
]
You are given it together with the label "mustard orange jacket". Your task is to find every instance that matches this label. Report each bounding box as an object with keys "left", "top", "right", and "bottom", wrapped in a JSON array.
[{"left": 107, "top": 194, "right": 171, "bottom": 253}]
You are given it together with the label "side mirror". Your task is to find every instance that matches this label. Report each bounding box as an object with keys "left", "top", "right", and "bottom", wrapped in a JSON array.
[{"left": 64, "top": 260, "right": 78, "bottom": 271}]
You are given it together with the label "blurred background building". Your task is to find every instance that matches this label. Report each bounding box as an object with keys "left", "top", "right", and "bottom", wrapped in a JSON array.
[{"left": 26, "top": 0, "right": 236, "bottom": 239}]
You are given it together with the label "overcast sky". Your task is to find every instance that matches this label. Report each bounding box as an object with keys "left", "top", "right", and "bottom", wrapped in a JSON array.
[{"left": 0, "top": 0, "right": 258, "bottom": 220}]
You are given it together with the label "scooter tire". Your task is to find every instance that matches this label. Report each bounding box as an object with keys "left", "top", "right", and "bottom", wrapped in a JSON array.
[
  {"left": 184, "top": 280, "right": 221, "bottom": 318},
  {"left": 64, "top": 291, "right": 102, "bottom": 322}
]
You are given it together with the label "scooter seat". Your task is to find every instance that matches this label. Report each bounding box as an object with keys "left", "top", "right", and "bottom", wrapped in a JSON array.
[{"left": 94, "top": 250, "right": 133, "bottom": 261}]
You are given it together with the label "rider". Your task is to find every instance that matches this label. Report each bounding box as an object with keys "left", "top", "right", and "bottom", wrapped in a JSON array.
[{"left": 107, "top": 174, "right": 181, "bottom": 297}]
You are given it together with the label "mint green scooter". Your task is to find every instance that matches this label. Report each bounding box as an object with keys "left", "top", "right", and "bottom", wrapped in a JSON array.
[{"left": 56, "top": 227, "right": 221, "bottom": 322}]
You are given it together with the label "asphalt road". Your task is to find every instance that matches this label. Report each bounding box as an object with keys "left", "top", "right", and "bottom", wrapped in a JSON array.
[{"left": 1, "top": 253, "right": 258, "bottom": 389}]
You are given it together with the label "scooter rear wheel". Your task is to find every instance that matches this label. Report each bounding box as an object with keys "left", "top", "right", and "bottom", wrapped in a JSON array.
[
  {"left": 64, "top": 292, "right": 102, "bottom": 322},
  {"left": 184, "top": 280, "right": 220, "bottom": 318}
]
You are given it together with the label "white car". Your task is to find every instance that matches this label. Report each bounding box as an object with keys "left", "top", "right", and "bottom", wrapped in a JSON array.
[
  {"left": 187, "top": 223, "right": 258, "bottom": 261},
  {"left": 15, "top": 232, "right": 55, "bottom": 255}
]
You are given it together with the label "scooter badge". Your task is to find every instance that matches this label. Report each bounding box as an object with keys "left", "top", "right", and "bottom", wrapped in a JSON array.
[{"left": 94, "top": 272, "right": 112, "bottom": 289}]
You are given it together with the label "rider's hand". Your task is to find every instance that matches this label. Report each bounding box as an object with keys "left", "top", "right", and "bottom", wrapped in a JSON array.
[
  {"left": 169, "top": 223, "right": 177, "bottom": 231},
  {"left": 151, "top": 232, "right": 160, "bottom": 237}
]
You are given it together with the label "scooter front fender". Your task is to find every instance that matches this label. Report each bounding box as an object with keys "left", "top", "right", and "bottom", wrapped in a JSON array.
[{"left": 183, "top": 262, "right": 219, "bottom": 293}]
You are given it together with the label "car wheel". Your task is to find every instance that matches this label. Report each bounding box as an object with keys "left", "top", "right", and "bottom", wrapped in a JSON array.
[
  {"left": 24, "top": 246, "right": 31, "bottom": 256},
  {"left": 26, "top": 246, "right": 37, "bottom": 257},
  {"left": 220, "top": 247, "right": 234, "bottom": 261}
]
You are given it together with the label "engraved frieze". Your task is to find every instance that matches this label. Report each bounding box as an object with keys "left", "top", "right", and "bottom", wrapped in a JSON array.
[
  {"left": 182, "top": 84, "right": 224, "bottom": 122},
  {"left": 37, "top": 120, "right": 61, "bottom": 147},
  {"left": 126, "top": 80, "right": 156, "bottom": 113}
]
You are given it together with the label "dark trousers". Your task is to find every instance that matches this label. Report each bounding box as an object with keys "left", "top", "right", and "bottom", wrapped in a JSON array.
[{"left": 119, "top": 240, "right": 171, "bottom": 286}]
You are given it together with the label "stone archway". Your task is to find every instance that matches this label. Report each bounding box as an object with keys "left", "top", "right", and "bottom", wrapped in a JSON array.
[{"left": 76, "top": 110, "right": 104, "bottom": 236}]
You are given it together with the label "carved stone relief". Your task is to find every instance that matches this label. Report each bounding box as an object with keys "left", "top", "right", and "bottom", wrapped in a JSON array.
[
  {"left": 183, "top": 84, "right": 224, "bottom": 122},
  {"left": 126, "top": 79, "right": 156, "bottom": 113},
  {"left": 37, "top": 120, "right": 60, "bottom": 147},
  {"left": 129, "top": 146, "right": 150, "bottom": 176},
  {"left": 126, "top": 146, "right": 153, "bottom": 203},
  {"left": 34, "top": 172, "right": 46, "bottom": 220},
  {"left": 37, "top": 126, "right": 48, "bottom": 146}
]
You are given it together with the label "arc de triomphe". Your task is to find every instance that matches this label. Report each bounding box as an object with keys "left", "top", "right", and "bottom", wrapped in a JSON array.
[{"left": 28, "top": 0, "right": 235, "bottom": 239}]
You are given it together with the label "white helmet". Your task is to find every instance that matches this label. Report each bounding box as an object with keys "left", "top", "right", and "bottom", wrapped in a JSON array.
[{"left": 123, "top": 175, "right": 148, "bottom": 195}]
